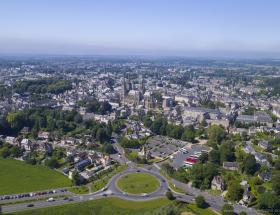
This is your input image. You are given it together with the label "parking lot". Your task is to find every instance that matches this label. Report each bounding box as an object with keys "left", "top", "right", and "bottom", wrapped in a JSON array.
[
  {"left": 145, "top": 136, "right": 188, "bottom": 159},
  {"left": 170, "top": 144, "right": 210, "bottom": 169}
]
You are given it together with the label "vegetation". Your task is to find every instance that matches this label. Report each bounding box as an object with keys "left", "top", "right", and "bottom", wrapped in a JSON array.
[
  {"left": 117, "top": 173, "right": 160, "bottom": 194},
  {"left": 91, "top": 164, "right": 127, "bottom": 192},
  {"left": 1, "top": 108, "right": 115, "bottom": 148},
  {"left": 13, "top": 79, "right": 72, "bottom": 95},
  {"left": 165, "top": 190, "right": 175, "bottom": 200},
  {"left": 195, "top": 195, "right": 207, "bottom": 209},
  {"left": 0, "top": 158, "right": 71, "bottom": 195},
  {"left": 161, "top": 163, "right": 189, "bottom": 183},
  {"left": 221, "top": 204, "right": 234, "bottom": 215},
  {"left": 85, "top": 98, "right": 112, "bottom": 115},
  {"left": 69, "top": 186, "right": 89, "bottom": 194},
  {"left": 189, "top": 163, "right": 218, "bottom": 190},
  {"left": 10, "top": 197, "right": 217, "bottom": 215},
  {"left": 225, "top": 181, "right": 244, "bottom": 202}
]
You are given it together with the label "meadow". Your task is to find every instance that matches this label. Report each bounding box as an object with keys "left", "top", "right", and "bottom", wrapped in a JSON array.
[{"left": 0, "top": 158, "right": 71, "bottom": 195}]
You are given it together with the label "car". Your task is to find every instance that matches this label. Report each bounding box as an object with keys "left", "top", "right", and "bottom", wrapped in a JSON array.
[
  {"left": 68, "top": 198, "right": 73, "bottom": 201},
  {"left": 102, "top": 194, "right": 107, "bottom": 197},
  {"left": 27, "top": 204, "right": 34, "bottom": 207},
  {"left": 63, "top": 197, "right": 69, "bottom": 200},
  {"left": 47, "top": 197, "right": 55, "bottom": 202}
]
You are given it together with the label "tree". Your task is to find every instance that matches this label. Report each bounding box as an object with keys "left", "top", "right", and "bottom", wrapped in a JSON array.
[
  {"left": 199, "top": 153, "right": 208, "bottom": 163},
  {"left": 259, "top": 192, "right": 280, "bottom": 211},
  {"left": 209, "top": 150, "right": 220, "bottom": 164},
  {"left": 0, "top": 147, "right": 10, "bottom": 158},
  {"left": 72, "top": 171, "right": 82, "bottom": 186},
  {"left": 6, "top": 111, "right": 25, "bottom": 132},
  {"left": 207, "top": 125, "right": 226, "bottom": 145},
  {"left": 102, "top": 144, "right": 116, "bottom": 154},
  {"left": 161, "top": 163, "right": 175, "bottom": 176},
  {"left": 226, "top": 181, "right": 244, "bottom": 201},
  {"left": 243, "top": 155, "right": 259, "bottom": 175},
  {"left": 181, "top": 125, "right": 195, "bottom": 143},
  {"left": 274, "top": 159, "right": 280, "bottom": 170},
  {"left": 10, "top": 146, "right": 22, "bottom": 157},
  {"left": 221, "top": 204, "right": 234, "bottom": 215},
  {"left": 195, "top": 195, "right": 207, "bottom": 208},
  {"left": 190, "top": 163, "right": 218, "bottom": 189},
  {"left": 220, "top": 141, "right": 236, "bottom": 163},
  {"left": 45, "top": 158, "right": 59, "bottom": 169},
  {"left": 166, "top": 190, "right": 175, "bottom": 200},
  {"left": 96, "top": 128, "right": 108, "bottom": 143},
  {"left": 271, "top": 174, "right": 280, "bottom": 195}
]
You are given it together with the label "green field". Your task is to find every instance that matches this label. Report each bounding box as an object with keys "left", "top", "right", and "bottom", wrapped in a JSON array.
[
  {"left": 10, "top": 197, "right": 217, "bottom": 215},
  {"left": 0, "top": 158, "right": 72, "bottom": 195},
  {"left": 117, "top": 173, "right": 160, "bottom": 194}
]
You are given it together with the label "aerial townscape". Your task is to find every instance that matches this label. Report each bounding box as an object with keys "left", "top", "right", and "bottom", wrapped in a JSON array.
[
  {"left": 1, "top": 1, "right": 280, "bottom": 215},
  {"left": 0, "top": 56, "right": 280, "bottom": 215}
]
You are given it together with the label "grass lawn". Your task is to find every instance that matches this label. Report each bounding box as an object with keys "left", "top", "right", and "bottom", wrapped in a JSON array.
[
  {"left": 9, "top": 197, "right": 217, "bottom": 215},
  {"left": 68, "top": 186, "right": 89, "bottom": 194},
  {"left": 117, "top": 173, "right": 160, "bottom": 194},
  {"left": 185, "top": 204, "right": 218, "bottom": 215},
  {"left": 0, "top": 158, "right": 71, "bottom": 195}
]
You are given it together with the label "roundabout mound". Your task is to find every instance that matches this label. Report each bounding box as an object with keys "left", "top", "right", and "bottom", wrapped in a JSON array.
[{"left": 117, "top": 172, "right": 160, "bottom": 195}]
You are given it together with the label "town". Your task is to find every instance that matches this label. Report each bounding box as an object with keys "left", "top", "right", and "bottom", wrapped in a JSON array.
[{"left": 0, "top": 56, "right": 280, "bottom": 215}]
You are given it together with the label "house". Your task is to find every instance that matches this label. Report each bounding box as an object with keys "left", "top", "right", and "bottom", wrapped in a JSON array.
[
  {"left": 75, "top": 158, "right": 91, "bottom": 172},
  {"left": 255, "top": 152, "right": 270, "bottom": 166},
  {"left": 20, "top": 138, "right": 33, "bottom": 151},
  {"left": 244, "top": 144, "right": 254, "bottom": 154},
  {"left": 211, "top": 175, "right": 225, "bottom": 191},
  {"left": 38, "top": 131, "right": 50, "bottom": 140},
  {"left": 258, "top": 172, "right": 271, "bottom": 182},
  {"left": 223, "top": 162, "right": 239, "bottom": 171},
  {"left": 240, "top": 191, "right": 255, "bottom": 206},
  {"left": 5, "top": 136, "right": 17, "bottom": 145},
  {"left": 258, "top": 140, "right": 272, "bottom": 151}
]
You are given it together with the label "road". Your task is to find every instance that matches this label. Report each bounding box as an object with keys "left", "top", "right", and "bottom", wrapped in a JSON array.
[{"left": 1, "top": 139, "right": 262, "bottom": 215}]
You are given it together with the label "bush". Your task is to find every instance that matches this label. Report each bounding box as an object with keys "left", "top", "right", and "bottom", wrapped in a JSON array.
[
  {"left": 166, "top": 190, "right": 175, "bottom": 200},
  {"left": 195, "top": 195, "right": 207, "bottom": 208}
]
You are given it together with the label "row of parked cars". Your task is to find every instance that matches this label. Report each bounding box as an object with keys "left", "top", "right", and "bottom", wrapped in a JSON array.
[{"left": 0, "top": 189, "right": 67, "bottom": 201}]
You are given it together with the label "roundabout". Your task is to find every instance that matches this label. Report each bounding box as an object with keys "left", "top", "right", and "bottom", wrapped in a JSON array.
[{"left": 116, "top": 172, "right": 160, "bottom": 195}]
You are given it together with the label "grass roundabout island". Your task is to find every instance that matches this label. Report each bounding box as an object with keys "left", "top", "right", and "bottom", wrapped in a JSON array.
[{"left": 117, "top": 172, "right": 160, "bottom": 194}]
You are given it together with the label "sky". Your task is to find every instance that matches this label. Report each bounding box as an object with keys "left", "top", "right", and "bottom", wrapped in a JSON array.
[{"left": 0, "top": 0, "right": 280, "bottom": 58}]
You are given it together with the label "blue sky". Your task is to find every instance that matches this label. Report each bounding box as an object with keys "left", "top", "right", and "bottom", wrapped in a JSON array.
[{"left": 1, "top": 0, "right": 280, "bottom": 57}]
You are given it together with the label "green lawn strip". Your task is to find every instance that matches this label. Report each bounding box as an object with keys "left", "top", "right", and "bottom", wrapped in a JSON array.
[
  {"left": 117, "top": 173, "right": 160, "bottom": 194},
  {"left": 0, "top": 158, "right": 71, "bottom": 195},
  {"left": 168, "top": 182, "right": 185, "bottom": 194},
  {"left": 207, "top": 189, "right": 222, "bottom": 196},
  {"left": 91, "top": 165, "right": 127, "bottom": 192},
  {"left": 9, "top": 197, "right": 174, "bottom": 215},
  {"left": 68, "top": 186, "right": 89, "bottom": 194},
  {"left": 8, "top": 197, "right": 218, "bottom": 215},
  {"left": 184, "top": 204, "right": 219, "bottom": 215}
]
